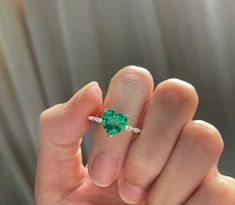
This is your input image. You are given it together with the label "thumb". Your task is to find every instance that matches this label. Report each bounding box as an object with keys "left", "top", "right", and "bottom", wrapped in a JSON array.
[{"left": 35, "top": 82, "right": 102, "bottom": 204}]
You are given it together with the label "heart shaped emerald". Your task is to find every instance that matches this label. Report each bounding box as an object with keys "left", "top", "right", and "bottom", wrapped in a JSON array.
[{"left": 102, "top": 109, "right": 127, "bottom": 137}]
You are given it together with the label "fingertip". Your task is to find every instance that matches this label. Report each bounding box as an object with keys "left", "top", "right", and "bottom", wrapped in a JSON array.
[
  {"left": 65, "top": 81, "right": 103, "bottom": 131},
  {"left": 83, "top": 81, "right": 103, "bottom": 108},
  {"left": 65, "top": 81, "right": 102, "bottom": 109}
]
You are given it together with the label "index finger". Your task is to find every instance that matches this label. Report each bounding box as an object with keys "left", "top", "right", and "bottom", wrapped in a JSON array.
[{"left": 35, "top": 82, "right": 102, "bottom": 203}]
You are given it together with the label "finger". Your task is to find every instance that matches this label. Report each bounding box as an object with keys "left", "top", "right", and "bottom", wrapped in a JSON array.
[
  {"left": 88, "top": 66, "right": 154, "bottom": 187},
  {"left": 185, "top": 174, "right": 235, "bottom": 205},
  {"left": 118, "top": 79, "right": 198, "bottom": 204},
  {"left": 147, "top": 120, "right": 224, "bottom": 205},
  {"left": 35, "top": 82, "right": 102, "bottom": 204}
]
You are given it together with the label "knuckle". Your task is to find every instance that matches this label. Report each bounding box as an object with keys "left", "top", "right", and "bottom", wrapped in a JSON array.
[
  {"left": 182, "top": 120, "right": 224, "bottom": 154},
  {"left": 213, "top": 176, "right": 235, "bottom": 204},
  {"left": 155, "top": 78, "right": 198, "bottom": 108},
  {"left": 111, "top": 65, "right": 153, "bottom": 91},
  {"left": 197, "top": 176, "right": 235, "bottom": 205}
]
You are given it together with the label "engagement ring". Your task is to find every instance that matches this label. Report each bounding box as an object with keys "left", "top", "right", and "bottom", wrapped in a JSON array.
[{"left": 88, "top": 109, "right": 141, "bottom": 137}]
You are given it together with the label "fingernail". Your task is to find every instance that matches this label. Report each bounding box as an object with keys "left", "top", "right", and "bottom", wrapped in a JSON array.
[
  {"left": 119, "top": 180, "right": 145, "bottom": 204},
  {"left": 90, "top": 152, "right": 118, "bottom": 187}
]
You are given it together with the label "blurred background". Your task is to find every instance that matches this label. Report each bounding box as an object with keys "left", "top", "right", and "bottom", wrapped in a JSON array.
[{"left": 0, "top": 0, "right": 235, "bottom": 204}]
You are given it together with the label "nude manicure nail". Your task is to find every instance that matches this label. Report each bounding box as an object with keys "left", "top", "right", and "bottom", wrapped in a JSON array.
[
  {"left": 90, "top": 152, "right": 118, "bottom": 187},
  {"left": 119, "top": 180, "right": 145, "bottom": 204}
]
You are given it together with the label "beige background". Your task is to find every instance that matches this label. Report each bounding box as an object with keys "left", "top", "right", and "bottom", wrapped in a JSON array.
[{"left": 0, "top": 0, "right": 235, "bottom": 204}]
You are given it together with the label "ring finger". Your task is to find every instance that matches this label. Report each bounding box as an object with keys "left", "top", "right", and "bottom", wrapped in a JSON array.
[{"left": 88, "top": 66, "right": 153, "bottom": 187}]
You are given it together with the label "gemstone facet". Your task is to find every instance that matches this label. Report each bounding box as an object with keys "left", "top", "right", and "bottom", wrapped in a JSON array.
[{"left": 101, "top": 109, "right": 127, "bottom": 137}]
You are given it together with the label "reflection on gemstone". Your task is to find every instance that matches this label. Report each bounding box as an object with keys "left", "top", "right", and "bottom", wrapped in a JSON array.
[{"left": 102, "top": 109, "right": 127, "bottom": 137}]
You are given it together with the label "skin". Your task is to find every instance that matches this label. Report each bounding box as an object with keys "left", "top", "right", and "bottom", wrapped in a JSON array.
[{"left": 35, "top": 66, "right": 235, "bottom": 205}]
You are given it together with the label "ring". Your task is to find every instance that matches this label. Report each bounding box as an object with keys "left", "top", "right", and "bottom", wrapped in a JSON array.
[{"left": 88, "top": 109, "right": 141, "bottom": 137}]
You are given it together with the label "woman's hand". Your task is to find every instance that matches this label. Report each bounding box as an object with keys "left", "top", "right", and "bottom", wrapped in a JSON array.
[{"left": 35, "top": 66, "right": 235, "bottom": 205}]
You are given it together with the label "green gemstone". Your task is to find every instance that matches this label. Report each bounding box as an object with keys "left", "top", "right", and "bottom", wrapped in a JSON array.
[{"left": 102, "top": 109, "right": 127, "bottom": 137}]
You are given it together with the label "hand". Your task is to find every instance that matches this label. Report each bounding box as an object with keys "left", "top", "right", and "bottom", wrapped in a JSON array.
[{"left": 35, "top": 66, "right": 235, "bottom": 205}]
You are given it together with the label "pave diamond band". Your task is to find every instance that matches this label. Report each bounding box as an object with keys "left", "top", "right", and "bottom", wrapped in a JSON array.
[
  {"left": 88, "top": 109, "right": 141, "bottom": 137},
  {"left": 88, "top": 116, "right": 102, "bottom": 123}
]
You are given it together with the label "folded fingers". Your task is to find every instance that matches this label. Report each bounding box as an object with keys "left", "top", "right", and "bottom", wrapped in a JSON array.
[
  {"left": 118, "top": 79, "right": 198, "bottom": 204},
  {"left": 83, "top": 72, "right": 226, "bottom": 205},
  {"left": 118, "top": 79, "right": 224, "bottom": 205}
]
